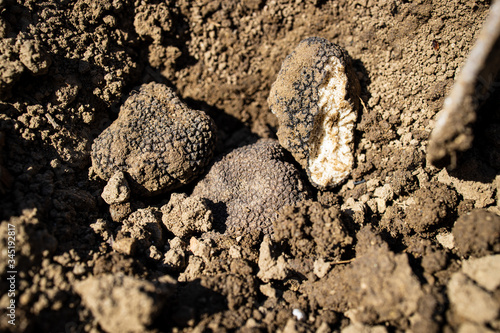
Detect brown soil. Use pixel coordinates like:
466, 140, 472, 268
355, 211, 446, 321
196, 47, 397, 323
0, 1, 499, 332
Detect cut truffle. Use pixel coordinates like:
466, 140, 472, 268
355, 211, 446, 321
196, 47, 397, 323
268, 37, 360, 189
91, 82, 217, 196
192, 139, 310, 236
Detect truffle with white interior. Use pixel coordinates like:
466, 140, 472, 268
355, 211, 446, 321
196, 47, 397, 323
268, 37, 360, 189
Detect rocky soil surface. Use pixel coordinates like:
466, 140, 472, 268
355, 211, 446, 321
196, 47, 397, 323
0, 1, 499, 332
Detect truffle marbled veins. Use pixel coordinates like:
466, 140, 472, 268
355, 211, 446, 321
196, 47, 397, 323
268, 37, 360, 189
192, 139, 310, 236
91, 82, 217, 196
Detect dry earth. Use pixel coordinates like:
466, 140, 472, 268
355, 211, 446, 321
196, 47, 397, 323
0, 0, 499, 332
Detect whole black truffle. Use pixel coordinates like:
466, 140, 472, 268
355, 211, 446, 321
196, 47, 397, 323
92, 82, 217, 196
268, 37, 360, 189
192, 139, 310, 236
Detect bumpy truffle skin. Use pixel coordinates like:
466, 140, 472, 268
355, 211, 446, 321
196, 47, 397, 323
192, 139, 310, 236
268, 37, 360, 189
91, 82, 217, 196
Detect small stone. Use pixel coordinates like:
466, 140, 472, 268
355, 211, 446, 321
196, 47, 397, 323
314, 258, 332, 279
163, 237, 186, 271
189, 237, 212, 262
72, 263, 86, 276
436, 231, 455, 249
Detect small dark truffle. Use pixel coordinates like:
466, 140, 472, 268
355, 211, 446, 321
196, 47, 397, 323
192, 139, 310, 236
91, 82, 217, 196
268, 37, 360, 189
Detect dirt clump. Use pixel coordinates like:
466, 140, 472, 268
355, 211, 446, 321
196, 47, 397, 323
452, 209, 500, 258
304, 227, 430, 331
161, 192, 213, 238
380, 181, 459, 237
0, 208, 56, 276
273, 200, 353, 262
100, 171, 131, 205
447, 256, 500, 330
74, 273, 175, 333
114, 207, 163, 256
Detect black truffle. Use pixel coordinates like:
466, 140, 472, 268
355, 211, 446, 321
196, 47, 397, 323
192, 139, 310, 236
91, 82, 217, 196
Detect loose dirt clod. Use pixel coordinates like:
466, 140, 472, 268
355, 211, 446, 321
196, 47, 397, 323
101, 171, 131, 205
116, 208, 163, 254
91, 82, 217, 196
161, 193, 213, 238
447, 272, 499, 325
257, 235, 289, 283
452, 209, 500, 258
273, 200, 353, 261
192, 139, 310, 236
268, 37, 360, 189
74, 274, 175, 333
